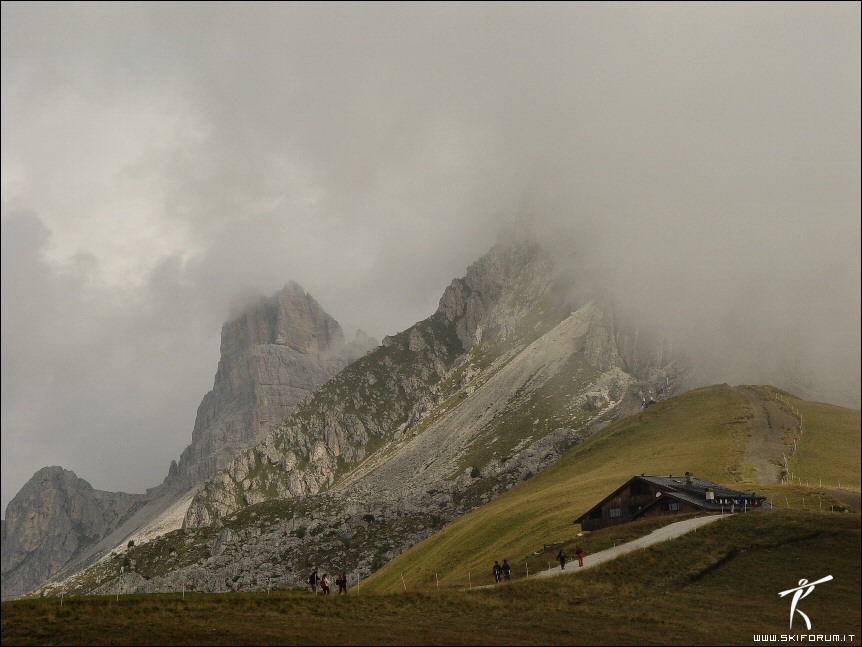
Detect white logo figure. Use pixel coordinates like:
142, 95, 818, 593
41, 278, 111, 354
778, 575, 833, 630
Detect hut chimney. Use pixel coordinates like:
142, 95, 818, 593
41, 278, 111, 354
705, 488, 715, 501
685, 471, 693, 485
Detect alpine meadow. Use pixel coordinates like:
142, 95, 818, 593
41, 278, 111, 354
3, 385, 860, 645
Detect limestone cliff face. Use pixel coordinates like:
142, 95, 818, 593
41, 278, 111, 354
15, 240, 684, 599
437, 241, 561, 348
167, 282, 377, 490
183, 240, 673, 529
2, 283, 375, 599
184, 242, 558, 526
0, 467, 144, 599
184, 307, 465, 527
46, 241, 681, 597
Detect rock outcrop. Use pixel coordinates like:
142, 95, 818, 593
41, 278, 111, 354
183, 241, 568, 526
166, 281, 377, 490
1, 467, 144, 600
184, 241, 675, 533
2, 283, 376, 599
17, 239, 681, 600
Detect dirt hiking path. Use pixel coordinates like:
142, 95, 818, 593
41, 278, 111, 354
738, 386, 800, 484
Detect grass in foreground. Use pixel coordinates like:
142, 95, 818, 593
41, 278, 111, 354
3, 511, 859, 646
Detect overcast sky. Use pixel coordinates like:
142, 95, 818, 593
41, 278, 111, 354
2, 2, 859, 514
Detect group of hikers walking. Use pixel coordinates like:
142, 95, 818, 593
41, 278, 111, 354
308, 546, 585, 594
492, 559, 512, 583
308, 569, 348, 595
492, 545, 585, 584
557, 545, 585, 570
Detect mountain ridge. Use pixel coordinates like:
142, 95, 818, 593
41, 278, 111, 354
182, 240, 672, 529
4, 238, 687, 599
1, 282, 375, 600
14, 239, 686, 598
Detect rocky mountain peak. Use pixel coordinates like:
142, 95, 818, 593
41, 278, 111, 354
437, 241, 560, 349
5, 240, 681, 601
1, 467, 143, 600
2, 284, 376, 599
182, 240, 674, 530
224, 282, 344, 357
166, 282, 376, 491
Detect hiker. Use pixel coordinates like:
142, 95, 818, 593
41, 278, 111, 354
575, 545, 584, 567
336, 570, 348, 594
502, 559, 511, 581
493, 560, 503, 583
321, 573, 330, 595
308, 569, 320, 594
557, 549, 567, 570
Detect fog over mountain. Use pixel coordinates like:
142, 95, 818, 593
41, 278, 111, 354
2, 3, 859, 513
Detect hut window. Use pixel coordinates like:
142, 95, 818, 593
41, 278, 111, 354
609, 507, 622, 518
667, 502, 680, 512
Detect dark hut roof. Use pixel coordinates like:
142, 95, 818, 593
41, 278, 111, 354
575, 473, 769, 524
639, 474, 764, 507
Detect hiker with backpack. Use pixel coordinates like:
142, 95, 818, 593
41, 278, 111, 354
336, 570, 348, 594
320, 573, 331, 595
502, 559, 511, 581
575, 545, 585, 567
557, 548, 567, 570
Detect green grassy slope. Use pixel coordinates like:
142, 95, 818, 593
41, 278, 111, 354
360, 384, 860, 593
5, 384, 858, 645
790, 394, 861, 488
3, 512, 858, 646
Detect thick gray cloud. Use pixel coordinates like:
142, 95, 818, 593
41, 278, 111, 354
2, 3, 859, 512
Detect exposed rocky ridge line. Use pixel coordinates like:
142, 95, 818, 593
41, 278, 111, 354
182, 310, 461, 528
166, 281, 378, 491
0, 467, 145, 600
184, 241, 571, 527
338, 305, 601, 501
437, 242, 559, 348
24, 239, 680, 599
182, 242, 676, 539
2, 283, 375, 599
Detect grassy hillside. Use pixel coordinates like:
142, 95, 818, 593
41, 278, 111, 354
788, 393, 861, 489
2, 511, 859, 646
360, 384, 860, 593
4, 384, 858, 645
